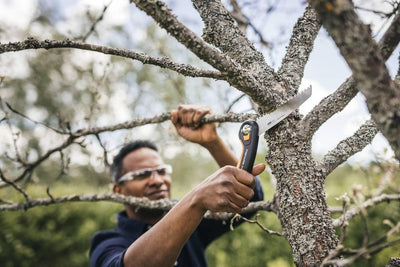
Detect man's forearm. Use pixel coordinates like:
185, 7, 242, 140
123, 192, 206, 267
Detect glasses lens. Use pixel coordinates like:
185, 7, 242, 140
156, 167, 167, 175
133, 170, 153, 180
157, 165, 172, 176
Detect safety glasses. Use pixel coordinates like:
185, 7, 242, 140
118, 164, 172, 183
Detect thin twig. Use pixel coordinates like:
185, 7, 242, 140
0, 193, 275, 220
5, 101, 66, 134
230, 213, 283, 236
0, 169, 31, 204
80, 1, 113, 42
332, 194, 400, 227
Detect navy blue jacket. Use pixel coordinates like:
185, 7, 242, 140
90, 178, 263, 267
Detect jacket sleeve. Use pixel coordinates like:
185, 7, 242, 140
89, 231, 128, 267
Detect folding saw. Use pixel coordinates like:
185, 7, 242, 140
237, 86, 312, 172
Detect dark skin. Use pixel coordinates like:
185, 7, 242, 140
113, 104, 265, 267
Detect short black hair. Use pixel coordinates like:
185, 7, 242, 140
111, 140, 158, 184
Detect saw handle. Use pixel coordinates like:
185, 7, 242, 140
237, 121, 259, 173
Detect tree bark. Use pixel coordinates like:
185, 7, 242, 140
267, 116, 338, 266
387, 257, 400, 267
309, 0, 400, 160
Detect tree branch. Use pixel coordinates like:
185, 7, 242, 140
227, 0, 272, 48
0, 110, 257, 187
309, 0, 400, 160
301, 77, 359, 139
130, 0, 279, 109
323, 237, 400, 266
320, 119, 379, 177
0, 169, 31, 204
193, 0, 273, 75
230, 213, 283, 236
0, 38, 224, 79
378, 10, 400, 61
278, 5, 321, 91
324, 193, 400, 265
332, 193, 400, 227
79, 3, 111, 42
0, 193, 275, 220
387, 257, 400, 267
301, 9, 400, 138
74, 112, 257, 136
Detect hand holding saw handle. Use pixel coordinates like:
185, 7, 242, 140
236, 86, 312, 173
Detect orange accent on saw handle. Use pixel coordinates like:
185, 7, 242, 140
237, 121, 259, 173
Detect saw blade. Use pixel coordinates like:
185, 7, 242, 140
256, 85, 312, 135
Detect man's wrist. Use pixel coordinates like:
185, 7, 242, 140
202, 137, 238, 167
201, 136, 223, 152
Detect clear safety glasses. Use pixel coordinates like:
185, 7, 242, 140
118, 164, 172, 183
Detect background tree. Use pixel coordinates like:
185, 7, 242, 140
0, 0, 399, 266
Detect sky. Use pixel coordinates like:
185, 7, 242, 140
0, 0, 398, 167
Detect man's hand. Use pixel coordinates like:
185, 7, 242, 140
171, 104, 238, 167
190, 164, 266, 213
171, 104, 218, 146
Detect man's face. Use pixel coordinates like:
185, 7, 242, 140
114, 147, 172, 200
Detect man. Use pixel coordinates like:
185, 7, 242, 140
90, 105, 265, 267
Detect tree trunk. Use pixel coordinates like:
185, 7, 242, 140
267, 115, 338, 266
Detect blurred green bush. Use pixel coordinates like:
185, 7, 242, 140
0, 157, 399, 266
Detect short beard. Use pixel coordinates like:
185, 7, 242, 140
128, 205, 167, 224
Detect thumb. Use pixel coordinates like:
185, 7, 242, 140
252, 163, 266, 176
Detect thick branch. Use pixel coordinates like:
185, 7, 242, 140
0, 38, 223, 79
320, 119, 379, 176
379, 11, 400, 62
302, 77, 358, 140
302, 10, 400, 138
130, 0, 278, 109
278, 5, 321, 91
193, 0, 274, 77
227, 0, 248, 34
309, 0, 400, 160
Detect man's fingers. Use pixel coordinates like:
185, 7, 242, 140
170, 110, 178, 125
234, 182, 255, 200
219, 193, 249, 213
252, 164, 266, 176
192, 108, 211, 128
233, 167, 256, 188
232, 164, 264, 189
174, 105, 211, 128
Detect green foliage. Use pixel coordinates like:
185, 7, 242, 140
1, 160, 398, 266
0, 201, 120, 267
340, 202, 400, 267
206, 212, 294, 267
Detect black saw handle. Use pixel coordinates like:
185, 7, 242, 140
237, 121, 259, 173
